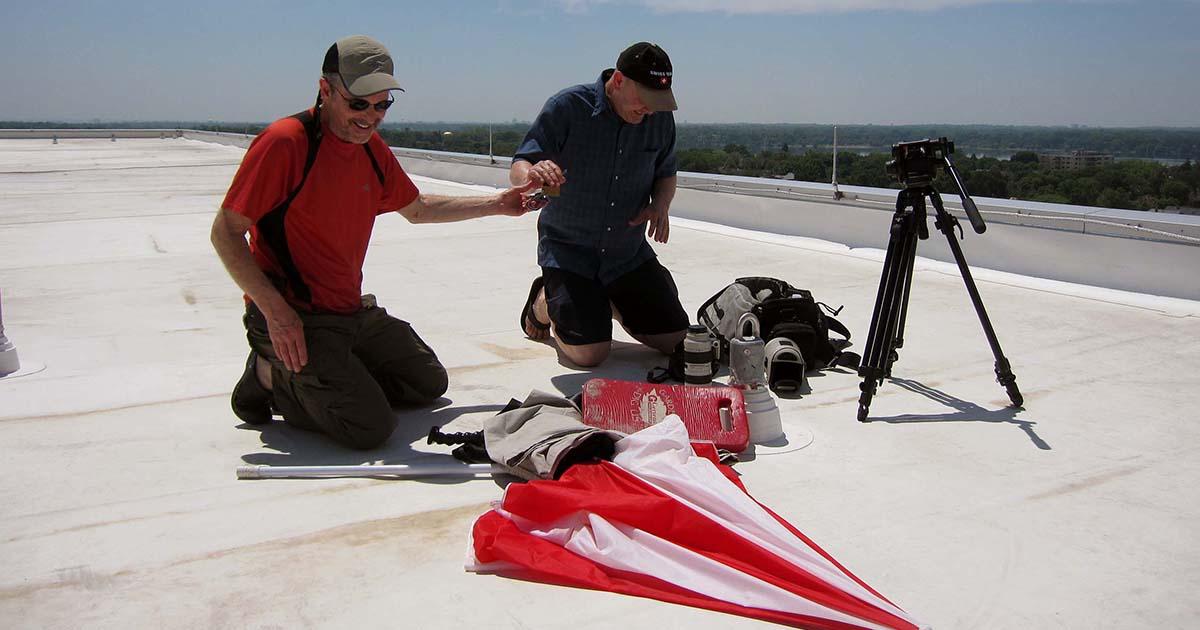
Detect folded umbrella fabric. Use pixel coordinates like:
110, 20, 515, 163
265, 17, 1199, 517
468, 417, 926, 629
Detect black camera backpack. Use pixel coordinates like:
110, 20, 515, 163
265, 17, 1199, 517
697, 277, 859, 371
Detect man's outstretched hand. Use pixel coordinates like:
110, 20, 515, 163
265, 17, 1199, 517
496, 180, 540, 216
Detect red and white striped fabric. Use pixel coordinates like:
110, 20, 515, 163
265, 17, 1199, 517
468, 417, 926, 630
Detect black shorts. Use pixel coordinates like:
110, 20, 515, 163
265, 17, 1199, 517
542, 258, 690, 346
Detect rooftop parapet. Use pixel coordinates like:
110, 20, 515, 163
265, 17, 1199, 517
384, 145, 1200, 301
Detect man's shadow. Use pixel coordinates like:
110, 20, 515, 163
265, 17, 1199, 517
239, 399, 510, 474
867, 377, 1049, 450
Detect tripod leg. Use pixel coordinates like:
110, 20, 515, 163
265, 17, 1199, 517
858, 190, 922, 421
928, 193, 1024, 407
891, 194, 925, 364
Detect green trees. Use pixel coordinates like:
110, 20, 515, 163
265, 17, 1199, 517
672, 124, 1200, 161
27, 117, 1180, 212
670, 148, 1198, 211
1162, 181, 1190, 206
362, 124, 1200, 212
963, 169, 1008, 199
248, 122, 1200, 212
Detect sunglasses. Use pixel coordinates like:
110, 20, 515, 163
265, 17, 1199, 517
331, 86, 395, 112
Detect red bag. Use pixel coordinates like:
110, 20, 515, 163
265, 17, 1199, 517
579, 378, 749, 452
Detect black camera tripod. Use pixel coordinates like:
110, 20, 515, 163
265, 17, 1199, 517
856, 139, 1023, 422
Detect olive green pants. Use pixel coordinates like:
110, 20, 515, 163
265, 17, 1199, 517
244, 299, 448, 449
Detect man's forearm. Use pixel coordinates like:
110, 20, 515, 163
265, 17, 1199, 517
400, 193, 504, 224
652, 175, 678, 209
210, 215, 288, 317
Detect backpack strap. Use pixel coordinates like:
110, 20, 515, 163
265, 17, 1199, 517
295, 109, 323, 185
830, 350, 861, 369
363, 142, 386, 187
696, 279, 735, 332
254, 109, 387, 309
821, 305, 858, 369
826, 315, 851, 340
255, 109, 323, 307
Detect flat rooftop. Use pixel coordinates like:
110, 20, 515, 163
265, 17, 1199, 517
2, 137, 1199, 628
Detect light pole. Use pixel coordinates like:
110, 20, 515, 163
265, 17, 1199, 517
832, 125, 844, 200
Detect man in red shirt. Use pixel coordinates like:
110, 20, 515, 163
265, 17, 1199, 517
212, 35, 536, 449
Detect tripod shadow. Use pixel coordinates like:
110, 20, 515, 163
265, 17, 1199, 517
238, 398, 513, 485
871, 378, 1049, 450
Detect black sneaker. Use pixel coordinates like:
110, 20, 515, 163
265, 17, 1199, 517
231, 351, 273, 425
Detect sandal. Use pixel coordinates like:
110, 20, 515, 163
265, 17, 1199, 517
520, 276, 551, 336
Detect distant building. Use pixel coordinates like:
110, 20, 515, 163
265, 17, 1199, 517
1038, 150, 1114, 170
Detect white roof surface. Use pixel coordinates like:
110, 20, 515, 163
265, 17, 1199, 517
2, 137, 1199, 628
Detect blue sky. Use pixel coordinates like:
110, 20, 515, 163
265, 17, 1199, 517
1, 0, 1196, 126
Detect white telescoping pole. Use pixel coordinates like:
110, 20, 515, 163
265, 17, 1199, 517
237, 462, 504, 480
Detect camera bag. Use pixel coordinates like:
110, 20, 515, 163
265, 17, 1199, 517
697, 277, 859, 371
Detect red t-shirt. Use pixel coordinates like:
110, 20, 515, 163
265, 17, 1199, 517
222, 111, 419, 314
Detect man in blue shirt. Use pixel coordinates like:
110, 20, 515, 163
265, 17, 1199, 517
512, 42, 690, 367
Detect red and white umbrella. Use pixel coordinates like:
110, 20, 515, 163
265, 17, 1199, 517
468, 417, 926, 629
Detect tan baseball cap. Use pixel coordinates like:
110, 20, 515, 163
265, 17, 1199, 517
322, 35, 404, 96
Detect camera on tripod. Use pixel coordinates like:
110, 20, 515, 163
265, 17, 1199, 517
886, 138, 954, 187
854, 136, 1023, 422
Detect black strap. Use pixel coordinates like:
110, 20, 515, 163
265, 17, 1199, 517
826, 315, 851, 341
255, 109, 386, 308
647, 366, 674, 384
255, 110, 322, 306
831, 350, 862, 369
296, 110, 323, 184
363, 142, 385, 186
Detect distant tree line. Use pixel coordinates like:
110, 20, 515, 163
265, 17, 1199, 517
371, 123, 1200, 210
6, 120, 1197, 210
674, 123, 1200, 161
678, 146, 1199, 211
376, 126, 526, 157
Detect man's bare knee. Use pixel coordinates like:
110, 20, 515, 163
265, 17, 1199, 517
633, 330, 687, 355
559, 342, 610, 367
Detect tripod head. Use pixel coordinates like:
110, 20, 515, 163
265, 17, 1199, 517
886, 137, 987, 234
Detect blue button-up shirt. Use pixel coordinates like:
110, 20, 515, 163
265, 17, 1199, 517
513, 69, 677, 285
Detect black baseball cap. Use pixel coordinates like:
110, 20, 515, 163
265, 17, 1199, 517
616, 42, 677, 112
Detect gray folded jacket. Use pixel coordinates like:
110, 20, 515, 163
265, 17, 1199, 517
483, 390, 625, 481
